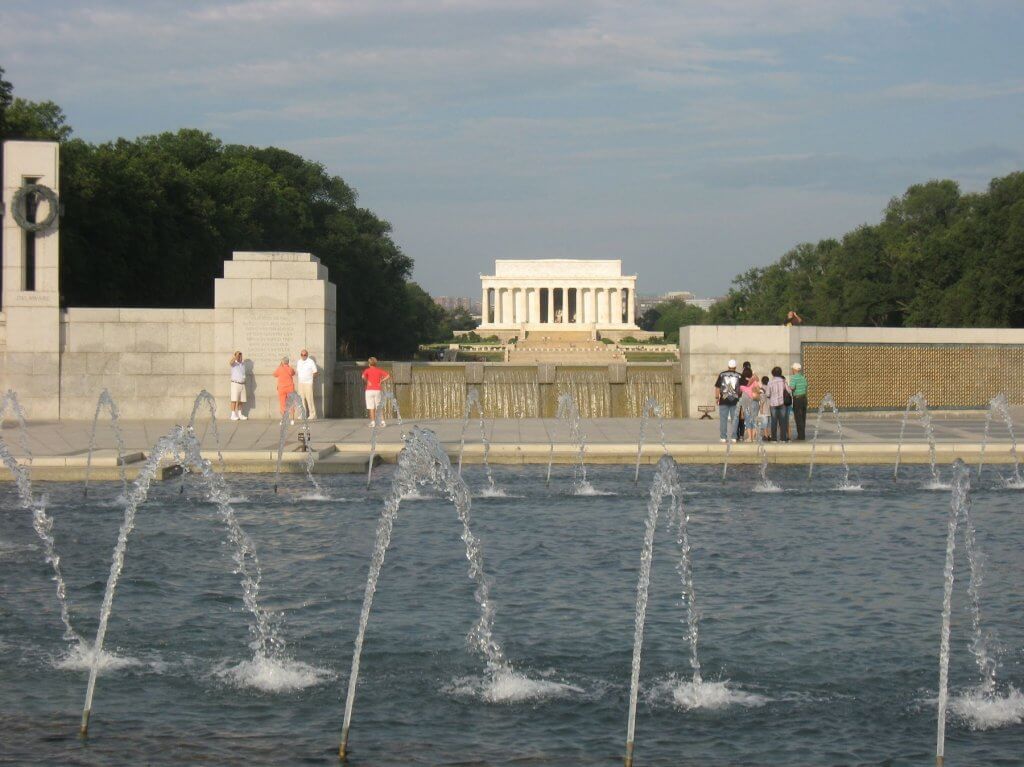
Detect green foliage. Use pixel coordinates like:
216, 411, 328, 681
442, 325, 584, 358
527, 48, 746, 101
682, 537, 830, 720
709, 175, 1024, 328
4, 98, 72, 141
639, 298, 708, 341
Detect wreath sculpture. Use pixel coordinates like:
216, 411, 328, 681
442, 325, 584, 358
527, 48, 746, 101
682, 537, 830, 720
11, 183, 60, 232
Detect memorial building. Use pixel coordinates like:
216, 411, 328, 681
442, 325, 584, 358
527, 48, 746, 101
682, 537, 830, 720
476, 259, 654, 341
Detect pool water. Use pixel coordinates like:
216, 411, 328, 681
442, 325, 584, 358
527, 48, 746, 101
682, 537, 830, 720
2, 462, 1023, 765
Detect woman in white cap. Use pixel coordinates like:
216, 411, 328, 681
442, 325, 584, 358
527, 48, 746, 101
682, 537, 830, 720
789, 362, 808, 440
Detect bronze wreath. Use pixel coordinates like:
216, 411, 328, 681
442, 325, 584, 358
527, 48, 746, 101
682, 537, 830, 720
11, 183, 59, 232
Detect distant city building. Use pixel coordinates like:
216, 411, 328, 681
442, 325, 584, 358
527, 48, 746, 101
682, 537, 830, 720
637, 291, 719, 314
434, 296, 480, 313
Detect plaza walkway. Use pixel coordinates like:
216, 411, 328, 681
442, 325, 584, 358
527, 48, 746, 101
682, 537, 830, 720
1, 409, 1021, 480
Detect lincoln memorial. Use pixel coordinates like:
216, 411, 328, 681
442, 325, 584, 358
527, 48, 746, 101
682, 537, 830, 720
477, 259, 648, 340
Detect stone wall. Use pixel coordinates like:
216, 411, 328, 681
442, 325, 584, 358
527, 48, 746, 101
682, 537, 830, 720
680, 325, 1024, 416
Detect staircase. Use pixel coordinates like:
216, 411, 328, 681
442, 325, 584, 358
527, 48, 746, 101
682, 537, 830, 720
507, 331, 624, 363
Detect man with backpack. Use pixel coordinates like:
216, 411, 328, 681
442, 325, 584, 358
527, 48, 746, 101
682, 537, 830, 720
714, 359, 743, 443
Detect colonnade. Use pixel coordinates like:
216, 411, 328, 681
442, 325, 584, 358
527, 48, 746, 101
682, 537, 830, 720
480, 284, 635, 326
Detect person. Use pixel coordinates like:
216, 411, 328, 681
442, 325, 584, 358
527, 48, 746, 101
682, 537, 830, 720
784, 310, 803, 326
714, 359, 743, 443
362, 357, 391, 427
739, 375, 761, 443
736, 361, 753, 440
766, 366, 792, 442
295, 349, 318, 420
790, 362, 808, 440
758, 375, 772, 441
228, 351, 248, 421
273, 355, 296, 424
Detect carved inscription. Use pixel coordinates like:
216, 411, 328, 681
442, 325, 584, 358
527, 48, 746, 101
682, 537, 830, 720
243, 315, 297, 368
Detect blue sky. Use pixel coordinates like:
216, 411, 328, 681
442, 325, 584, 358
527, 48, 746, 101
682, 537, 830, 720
2, 0, 1022, 299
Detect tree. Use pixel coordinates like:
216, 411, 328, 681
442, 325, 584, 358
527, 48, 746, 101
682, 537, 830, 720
640, 298, 707, 342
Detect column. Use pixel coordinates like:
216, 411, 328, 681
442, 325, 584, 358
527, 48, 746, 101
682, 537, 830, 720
530, 288, 539, 324
547, 287, 554, 326
627, 286, 635, 326
481, 283, 489, 325
515, 288, 525, 325
610, 287, 620, 325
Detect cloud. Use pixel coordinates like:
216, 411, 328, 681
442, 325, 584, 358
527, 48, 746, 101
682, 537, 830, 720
880, 79, 1024, 102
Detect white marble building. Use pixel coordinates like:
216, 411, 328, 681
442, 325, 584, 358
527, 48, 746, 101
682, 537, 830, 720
477, 259, 647, 339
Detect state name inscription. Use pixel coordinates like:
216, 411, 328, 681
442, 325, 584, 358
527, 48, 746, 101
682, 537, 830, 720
243, 317, 298, 366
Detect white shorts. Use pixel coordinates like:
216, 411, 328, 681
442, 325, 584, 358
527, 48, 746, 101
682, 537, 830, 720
230, 381, 247, 403
365, 390, 382, 409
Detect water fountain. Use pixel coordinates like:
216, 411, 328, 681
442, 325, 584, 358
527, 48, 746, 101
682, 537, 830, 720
80, 424, 285, 736
83, 389, 128, 500
545, 392, 596, 493
895, 392, 942, 485
456, 388, 499, 495
340, 426, 526, 759
365, 391, 404, 488
1, 390, 80, 645
274, 391, 324, 496
625, 454, 702, 767
807, 393, 855, 488
634, 397, 668, 484
977, 393, 1023, 487
720, 407, 737, 482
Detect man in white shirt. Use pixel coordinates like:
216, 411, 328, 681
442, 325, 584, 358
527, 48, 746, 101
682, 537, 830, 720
229, 351, 248, 420
295, 349, 318, 420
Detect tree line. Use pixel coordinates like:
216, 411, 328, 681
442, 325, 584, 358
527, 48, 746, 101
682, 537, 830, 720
0, 66, 459, 359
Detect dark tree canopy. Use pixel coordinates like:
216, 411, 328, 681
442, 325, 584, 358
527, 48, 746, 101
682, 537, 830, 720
708, 175, 1024, 328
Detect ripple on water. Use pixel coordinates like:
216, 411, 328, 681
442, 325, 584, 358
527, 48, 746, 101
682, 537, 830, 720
214, 654, 333, 693
445, 670, 584, 703
649, 676, 769, 711
298, 493, 331, 501
950, 687, 1024, 730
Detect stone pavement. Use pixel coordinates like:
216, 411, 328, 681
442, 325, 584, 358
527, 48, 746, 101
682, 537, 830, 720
1, 409, 1021, 479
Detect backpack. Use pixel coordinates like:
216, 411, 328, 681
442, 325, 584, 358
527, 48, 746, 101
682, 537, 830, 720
783, 386, 793, 407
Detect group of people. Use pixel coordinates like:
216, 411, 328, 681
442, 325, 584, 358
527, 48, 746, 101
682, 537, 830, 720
228, 349, 320, 423
713, 359, 808, 443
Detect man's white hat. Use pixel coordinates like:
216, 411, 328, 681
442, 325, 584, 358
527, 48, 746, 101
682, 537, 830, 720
727, 359, 737, 369
792, 362, 802, 371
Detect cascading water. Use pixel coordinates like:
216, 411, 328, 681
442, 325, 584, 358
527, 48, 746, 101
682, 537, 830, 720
482, 366, 539, 418
977, 393, 1022, 488
274, 391, 325, 497
634, 397, 668, 484
895, 392, 941, 485
554, 368, 610, 419
411, 366, 466, 419
341, 426, 540, 759
0, 391, 81, 646
624, 368, 674, 418
807, 393, 855, 488
456, 388, 499, 495
366, 391, 405, 488
625, 455, 702, 767
80, 425, 287, 736
83, 389, 128, 500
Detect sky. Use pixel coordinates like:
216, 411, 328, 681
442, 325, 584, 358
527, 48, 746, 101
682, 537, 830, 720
2, 0, 1023, 299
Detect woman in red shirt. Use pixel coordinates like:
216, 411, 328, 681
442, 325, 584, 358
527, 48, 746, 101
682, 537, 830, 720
361, 357, 391, 427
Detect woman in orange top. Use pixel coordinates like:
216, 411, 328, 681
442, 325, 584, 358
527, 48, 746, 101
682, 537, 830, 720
273, 355, 297, 423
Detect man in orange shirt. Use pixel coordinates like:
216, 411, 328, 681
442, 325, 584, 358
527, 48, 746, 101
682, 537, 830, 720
361, 356, 391, 427
273, 355, 296, 424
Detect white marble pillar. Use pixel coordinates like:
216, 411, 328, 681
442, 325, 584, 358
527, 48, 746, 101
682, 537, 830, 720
627, 287, 635, 325
530, 288, 539, 324
611, 287, 620, 324
481, 284, 489, 324
515, 288, 525, 324
547, 287, 554, 326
